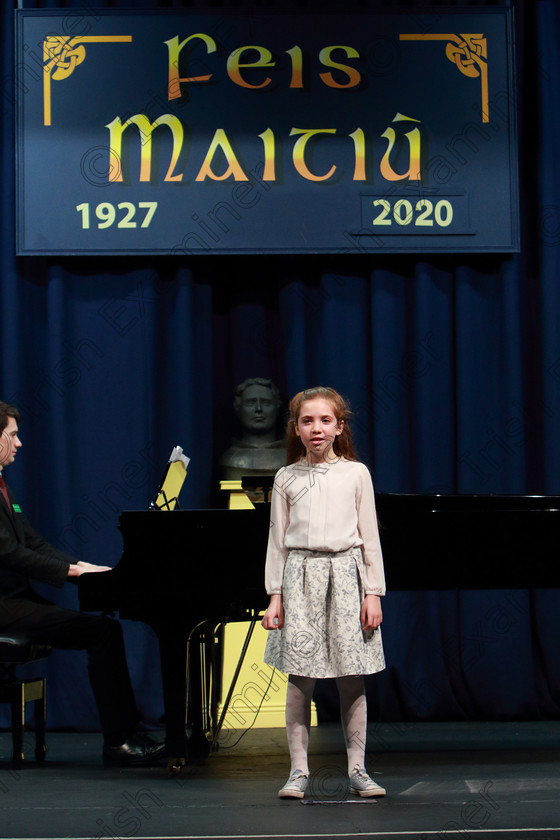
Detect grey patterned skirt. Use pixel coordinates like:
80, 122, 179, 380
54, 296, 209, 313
264, 548, 386, 679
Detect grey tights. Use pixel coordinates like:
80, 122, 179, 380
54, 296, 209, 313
285, 674, 367, 775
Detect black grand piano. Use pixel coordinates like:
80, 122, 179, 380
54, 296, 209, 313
78, 492, 560, 764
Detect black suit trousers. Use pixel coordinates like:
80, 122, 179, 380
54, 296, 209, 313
5, 602, 139, 742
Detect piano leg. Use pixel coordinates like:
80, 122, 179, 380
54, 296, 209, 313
186, 623, 214, 758
155, 629, 189, 763
155, 625, 213, 767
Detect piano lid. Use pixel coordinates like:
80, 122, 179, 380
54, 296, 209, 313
375, 493, 560, 590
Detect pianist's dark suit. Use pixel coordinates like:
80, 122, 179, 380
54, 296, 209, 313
0, 480, 139, 742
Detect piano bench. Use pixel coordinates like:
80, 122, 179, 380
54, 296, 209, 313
0, 633, 52, 767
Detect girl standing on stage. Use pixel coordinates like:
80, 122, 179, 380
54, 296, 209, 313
262, 386, 386, 799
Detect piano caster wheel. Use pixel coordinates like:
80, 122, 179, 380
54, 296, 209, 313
167, 757, 185, 776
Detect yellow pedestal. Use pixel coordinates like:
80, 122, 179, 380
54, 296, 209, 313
217, 479, 316, 734
219, 480, 255, 509
217, 621, 318, 732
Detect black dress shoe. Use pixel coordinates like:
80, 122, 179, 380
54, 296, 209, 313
103, 734, 166, 766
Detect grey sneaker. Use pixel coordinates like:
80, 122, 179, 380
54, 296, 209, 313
349, 766, 386, 797
278, 769, 309, 799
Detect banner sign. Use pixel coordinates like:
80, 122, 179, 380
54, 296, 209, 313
15, 9, 518, 255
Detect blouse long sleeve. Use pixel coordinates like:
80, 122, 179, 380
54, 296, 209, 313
355, 463, 386, 596
264, 467, 291, 594
263, 459, 386, 597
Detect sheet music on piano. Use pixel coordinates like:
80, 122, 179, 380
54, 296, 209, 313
150, 445, 190, 510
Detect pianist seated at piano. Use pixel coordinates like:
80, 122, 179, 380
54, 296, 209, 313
0, 401, 165, 766
219, 378, 286, 480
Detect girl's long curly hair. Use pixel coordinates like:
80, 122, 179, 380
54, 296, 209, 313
285, 386, 358, 465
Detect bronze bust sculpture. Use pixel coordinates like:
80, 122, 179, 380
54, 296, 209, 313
220, 378, 286, 480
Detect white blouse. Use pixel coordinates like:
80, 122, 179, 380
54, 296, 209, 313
264, 457, 386, 597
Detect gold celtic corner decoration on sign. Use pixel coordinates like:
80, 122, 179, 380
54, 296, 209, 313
400, 34, 488, 123
43, 35, 133, 126
17, 8, 516, 254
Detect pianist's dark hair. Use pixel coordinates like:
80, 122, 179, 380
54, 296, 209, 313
0, 401, 21, 434
285, 387, 357, 464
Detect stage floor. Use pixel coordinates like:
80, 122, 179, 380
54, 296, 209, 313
1, 721, 559, 840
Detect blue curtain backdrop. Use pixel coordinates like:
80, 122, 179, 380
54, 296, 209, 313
1, 0, 560, 733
